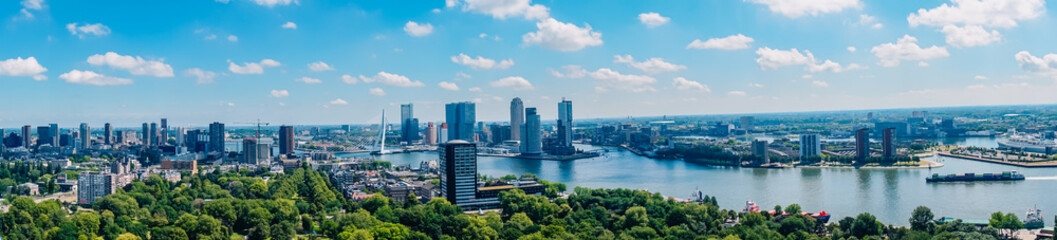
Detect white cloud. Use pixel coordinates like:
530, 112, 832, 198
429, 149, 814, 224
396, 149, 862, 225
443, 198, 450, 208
281, 21, 297, 29
438, 81, 460, 91
456, 72, 472, 80
330, 98, 348, 105
184, 68, 217, 84
59, 70, 132, 86
227, 35, 238, 42
252, 0, 298, 7
549, 65, 588, 78
974, 75, 988, 80
672, 77, 709, 92
22, 0, 44, 10
918, 61, 930, 67
589, 68, 656, 92
846, 46, 857, 52
870, 35, 950, 67
369, 88, 386, 96
941, 25, 1001, 48
452, 0, 550, 20
358, 72, 424, 87
613, 55, 686, 74
404, 21, 434, 37
341, 74, 358, 84
468, 87, 482, 92
1014, 51, 1057, 76
0, 57, 47, 79
812, 80, 829, 87
728, 91, 747, 96
228, 59, 280, 74
749, 83, 765, 88
270, 89, 289, 98
859, 14, 883, 29
227, 102, 235, 107
638, 12, 670, 27
66, 23, 111, 38
296, 76, 321, 84
745, 0, 861, 18
801, 74, 813, 79
86, 52, 174, 77
522, 18, 603, 52
755, 47, 865, 72
451, 53, 514, 70
490, 76, 534, 90
687, 34, 754, 50
308, 61, 334, 72
908, 0, 1044, 28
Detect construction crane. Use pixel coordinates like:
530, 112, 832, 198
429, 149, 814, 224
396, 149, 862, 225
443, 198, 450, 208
234, 119, 270, 140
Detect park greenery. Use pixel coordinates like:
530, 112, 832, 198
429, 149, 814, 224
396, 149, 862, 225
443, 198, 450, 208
0, 165, 1046, 240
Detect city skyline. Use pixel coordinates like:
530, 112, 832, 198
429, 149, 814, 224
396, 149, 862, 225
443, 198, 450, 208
4, 0, 1057, 126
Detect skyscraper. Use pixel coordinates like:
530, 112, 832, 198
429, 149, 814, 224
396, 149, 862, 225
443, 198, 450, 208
279, 125, 294, 155
855, 128, 870, 162
799, 134, 821, 158
882, 127, 896, 159
209, 122, 225, 153
438, 123, 448, 143
80, 123, 91, 149
242, 138, 258, 164
49, 123, 59, 147
37, 126, 52, 147
510, 97, 524, 142
142, 123, 150, 146
160, 118, 168, 146
557, 98, 573, 148
445, 102, 476, 141
173, 127, 185, 147
104, 123, 112, 145
78, 172, 115, 205
150, 123, 159, 146
21, 125, 31, 148
425, 122, 437, 145
752, 139, 768, 164
439, 140, 477, 206
401, 103, 419, 144
521, 107, 542, 155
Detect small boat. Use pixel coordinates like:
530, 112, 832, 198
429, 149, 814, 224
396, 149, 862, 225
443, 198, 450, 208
1025, 207, 1045, 229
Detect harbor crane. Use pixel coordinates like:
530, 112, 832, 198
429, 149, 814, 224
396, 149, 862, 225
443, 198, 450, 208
234, 119, 270, 140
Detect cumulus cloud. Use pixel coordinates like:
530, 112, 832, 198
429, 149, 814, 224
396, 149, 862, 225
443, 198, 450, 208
908, 0, 1044, 28
184, 68, 217, 84
812, 80, 829, 87
59, 70, 132, 86
358, 72, 424, 87
755, 47, 865, 72
228, 59, 281, 74
859, 14, 883, 29
638, 12, 670, 27
468, 87, 482, 92
369, 88, 386, 96
450, 0, 549, 20
522, 18, 603, 52
252, 0, 298, 7
847, 46, 857, 52
281, 21, 297, 29
66, 23, 111, 38
490, 76, 534, 90
941, 25, 1001, 48
296, 77, 321, 84
86, 52, 174, 77
0, 57, 47, 79
549, 65, 588, 78
672, 77, 709, 92
308, 61, 334, 72
438, 81, 460, 91
18, 0, 44, 19
270, 89, 289, 98
687, 34, 754, 50
870, 35, 949, 67
341, 74, 358, 84
404, 21, 434, 37
330, 98, 348, 105
589, 68, 656, 92
613, 55, 686, 74
745, 0, 861, 18
1014, 51, 1057, 76
451, 54, 514, 70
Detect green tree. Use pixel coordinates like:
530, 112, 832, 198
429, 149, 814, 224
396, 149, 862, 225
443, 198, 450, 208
850, 213, 882, 238
909, 206, 934, 232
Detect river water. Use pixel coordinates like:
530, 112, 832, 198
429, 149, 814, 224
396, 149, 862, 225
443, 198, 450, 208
342, 137, 1054, 227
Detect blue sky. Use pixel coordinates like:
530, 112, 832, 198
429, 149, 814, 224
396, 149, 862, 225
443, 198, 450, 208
2, 0, 1057, 128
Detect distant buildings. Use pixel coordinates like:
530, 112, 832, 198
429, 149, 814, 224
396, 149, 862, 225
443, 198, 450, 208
439, 140, 477, 206
49, 123, 58, 147
279, 125, 294, 156
751, 139, 768, 164
855, 128, 870, 162
37, 126, 52, 147
401, 103, 419, 144
78, 171, 115, 205
438, 123, 448, 143
104, 123, 112, 145
875, 122, 909, 137
799, 134, 821, 158
150, 123, 159, 146
161, 159, 198, 174
22, 125, 31, 148
882, 127, 895, 158
445, 102, 475, 142
209, 122, 225, 153
160, 118, 168, 145
142, 123, 151, 146
521, 107, 542, 156
80, 123, 91, 149
557, 99, 574, 147
241, 138, 270, 165
739, 116, 755, 131
510, 97, 524, 142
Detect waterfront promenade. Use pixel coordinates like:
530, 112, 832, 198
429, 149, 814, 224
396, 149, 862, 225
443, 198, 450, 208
938, 152, 1057, 168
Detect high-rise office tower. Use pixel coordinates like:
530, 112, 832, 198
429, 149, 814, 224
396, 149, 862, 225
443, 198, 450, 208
37, 126, 52, 147
557, 98, 573, 148
80, 123, 91, 149
739, 116, 755, 130
279, 125, 294, 155
400, 103, 419, 144
882, 127, 895, 158
521, 107, 542, 155
49, 123, 59, 147
0, 128, 4, 154
752, 139, 768, 164
438, 123, 448, 143
104, 123, 112, 145
242, 138, 258, 164
77, 172, 115, 205
799, 134, 821, 157
173, 127, 185, 147
439, 140, 477, 206
855, 128, 870, 162
142, 123, 150, 146
510, 97, 524, 143
160, 118, 168, 146
445, 102, 476, 141
149, 123, 159, 146
209, 122, 225, 153
425, 122, 437, 145
21, 125, 31, 148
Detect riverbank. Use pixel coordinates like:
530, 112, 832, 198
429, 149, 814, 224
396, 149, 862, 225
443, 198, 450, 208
514, 152, 601, 161
937, 152, 1057, 168
797, 159, 943, 169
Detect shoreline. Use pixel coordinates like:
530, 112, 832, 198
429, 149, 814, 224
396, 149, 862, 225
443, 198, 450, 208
937, 152, 1057, 168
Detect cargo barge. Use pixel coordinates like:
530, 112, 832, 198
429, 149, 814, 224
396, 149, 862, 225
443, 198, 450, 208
926, 171, 1025, 183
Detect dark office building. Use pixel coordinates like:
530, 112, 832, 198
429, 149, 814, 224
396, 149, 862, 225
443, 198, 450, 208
37, 126, 53, 147
855, 128, 870, 162
882, 127, 896, 159
21, 125, 31, 149
160, 118, 168, 146
209, 122, 225, 153
279, 125, 294, 155
439, 140, 477, 206
103, 123, 112, 145
445, 102, 476, 142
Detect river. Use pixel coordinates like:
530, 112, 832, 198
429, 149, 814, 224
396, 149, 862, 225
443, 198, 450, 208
340, 137, 1053, 227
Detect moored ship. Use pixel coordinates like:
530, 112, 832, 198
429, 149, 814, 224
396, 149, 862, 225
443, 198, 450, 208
997, 132, 1057, 153
1025, 207, 1044, 229
926, 171, 1025, 183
